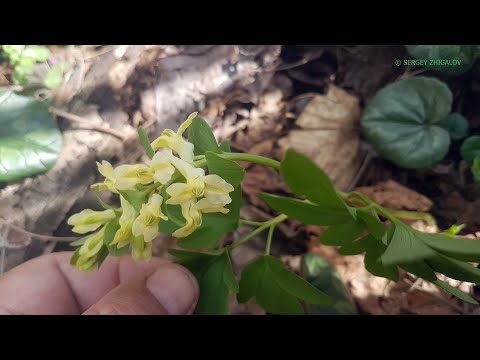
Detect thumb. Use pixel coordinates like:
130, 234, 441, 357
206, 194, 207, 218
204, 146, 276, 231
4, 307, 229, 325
83, 263, 199, 315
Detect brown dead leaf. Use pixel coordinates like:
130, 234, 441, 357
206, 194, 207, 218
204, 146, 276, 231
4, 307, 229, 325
356, 179, 433, 212
241, 165, 287, 211
278, 84, 362, 190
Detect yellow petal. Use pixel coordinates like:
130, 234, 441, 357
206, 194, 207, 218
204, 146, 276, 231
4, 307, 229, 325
114, 164, 154, 190
203, 175, 234, 205
67, 208, 116, 234
97, 160, 114, 179
172, 201, 202, 238
143, 222, 159, 243
151, 149, 175, 184
147, 193, 165, 219
111, 196, 137, 246
177, 112, 198, 136
166, 183, 194, 205
150, 133, 173, 151
79, 228, 105, 257
170, 155, 204, 179
132, 237, 152, 261
194, 198, 229, 214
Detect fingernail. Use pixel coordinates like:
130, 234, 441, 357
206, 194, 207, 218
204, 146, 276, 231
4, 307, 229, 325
146, 263, 199, 315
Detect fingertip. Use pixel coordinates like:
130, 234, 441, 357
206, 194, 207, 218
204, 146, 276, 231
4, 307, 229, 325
146, 263, 199, 315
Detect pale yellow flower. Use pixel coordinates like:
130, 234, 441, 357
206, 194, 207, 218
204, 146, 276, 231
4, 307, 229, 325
150, 112, 197, 163
75, 227, 106, 271
172, 200, 203, 238
111, 196, 137, 248
194, 198, 229, 214
166, 156, 234, 208
67, 208, 116, 234
114, 164, 154, 190
90, 160, 118, 193
150, 148, 176, 184
131, 235, 153, 261
132, 193, 168, 243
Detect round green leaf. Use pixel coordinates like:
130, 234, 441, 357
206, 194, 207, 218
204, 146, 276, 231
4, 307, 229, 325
0, 90, 62, 182
460, 135, 480, 164
437, 113, 469, 140
406, 45, 480, 75
362, 77, 452, 169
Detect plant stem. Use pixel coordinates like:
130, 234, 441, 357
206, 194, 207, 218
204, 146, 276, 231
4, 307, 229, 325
193, 153, 281, 171
265, 225, 275, 255
229, 214, 288, 251
239, 219, 265, 227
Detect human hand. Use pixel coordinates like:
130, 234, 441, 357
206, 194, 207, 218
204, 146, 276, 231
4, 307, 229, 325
0, 252, 199, 315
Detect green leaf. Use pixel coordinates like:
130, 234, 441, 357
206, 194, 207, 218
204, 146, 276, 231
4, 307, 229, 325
300, 253, 357, 315
137, 127, 155, 159
219, 141, 231, 152
103, 220, 129, 256
461, 136, 480, 164
434, 279, 478, 304
169, 249, 237, 315
338, 234, 371, 255
400, 261, 437, 282
118, 189, 147, 212
356, 209, 385, 239
427, 254, 480, 283
205, 151, 244, 186
0, 90, 62, 182
362, 234, 400, 281
420, 232, 480, 262
281, 150, 348, 210
437, 113, 469, 140
320, 219, 365, 246
362, 77, 452, 169
176, 186, 241, 249
381, 224, 437, 266
237, 256, 304, 315
472, 157, 480, 183
443, 224, 465, 237
406, 45, 480, 75
273, 260, 332, 306
260, 193, 353, 226
187, 115, 221, 156
44, 62, 69, 89
159, 203, 184, 234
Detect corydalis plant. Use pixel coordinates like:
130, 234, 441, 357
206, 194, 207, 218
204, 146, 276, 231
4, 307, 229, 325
68, 112, 480, 314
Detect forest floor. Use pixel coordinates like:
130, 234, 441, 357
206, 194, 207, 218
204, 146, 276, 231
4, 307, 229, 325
2, 45, 480, 315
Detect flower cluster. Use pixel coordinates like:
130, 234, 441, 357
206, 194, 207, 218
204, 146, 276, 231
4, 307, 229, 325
68, 113, 234, 271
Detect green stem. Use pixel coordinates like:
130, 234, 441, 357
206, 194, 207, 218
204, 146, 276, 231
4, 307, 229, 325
229, 214, 288, 251
239, 219, 265, 227
193, 153, 281, 171
265, 225, 275, 255
137, 127, 155, 159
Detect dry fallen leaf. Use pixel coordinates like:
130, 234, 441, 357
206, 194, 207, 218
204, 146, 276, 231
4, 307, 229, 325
278, 84, 362, 190
355, 179, 433, 212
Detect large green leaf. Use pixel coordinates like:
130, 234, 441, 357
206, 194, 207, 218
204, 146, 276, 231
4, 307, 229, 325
0, 90, 62, 182
361, 77, 452, 169
176, 186, 241, 249
420, 232, 480, 262
187, 115, 221, 156
406, 45, 480, 75
319, 219, 365, 246
205, 151, 244, 186
281, 150, 347, 210
437, 113, 469, 140
460, 136, 480, 164
356, 209, 385, 239
300, 253, 357, 315
260, 193, 353, 226
381, 224, 437, 266
169, 249, 237, 314
426, 254, 480, 283
472, 157, 480, 183
237, 256, 331, 315
434, 279, 478, 304
400, 261, 437, 282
